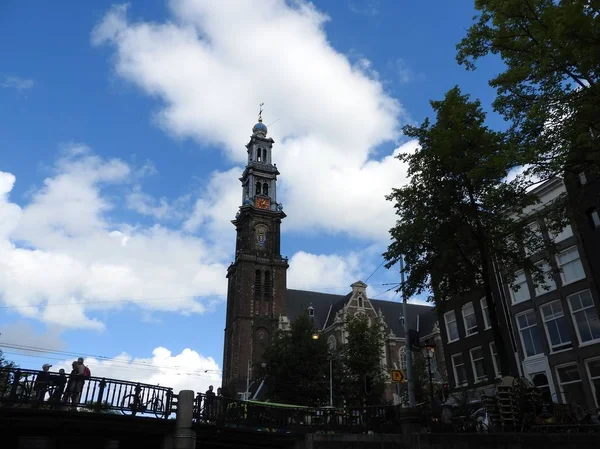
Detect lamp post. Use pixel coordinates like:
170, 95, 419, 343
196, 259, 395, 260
423, 344, 436, 407
400, 256, 416, 407
312, 332, 334, 408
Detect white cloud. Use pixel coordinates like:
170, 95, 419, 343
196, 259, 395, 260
1, 75, 35, 91
287, 251, 362, 291
92, 0, 410, 241
0, 150, 229, 330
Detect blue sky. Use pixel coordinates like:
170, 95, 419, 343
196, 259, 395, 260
0, 0, 504, 392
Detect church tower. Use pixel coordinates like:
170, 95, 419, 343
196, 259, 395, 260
222, 113, 288, 398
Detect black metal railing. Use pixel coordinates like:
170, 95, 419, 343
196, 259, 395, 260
0, 367, 173, 418
192, 393, 403, 434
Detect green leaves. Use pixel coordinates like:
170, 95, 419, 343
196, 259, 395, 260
457, 0, 600, 178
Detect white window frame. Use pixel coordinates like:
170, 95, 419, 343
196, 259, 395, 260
548, 223, 574, 243
509, 270, 531, 304
584, 357, 600, 408
556, 246, 585, 286
540, 300, 572, 352
489, 342, 500, 378
567, 290, 600, 345
470, 346, 486, 383
534, 261, 556, 296
480, 297, 491, 330
516, 310, 544, 359
555, 363, 582, 404
444, 310, 459, 343
451, 353, 467, 387
462, 302, 478, 336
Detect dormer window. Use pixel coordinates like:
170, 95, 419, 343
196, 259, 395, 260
308, 306, 314, 317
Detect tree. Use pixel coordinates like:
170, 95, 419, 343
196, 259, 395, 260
457, 0, 600, 179
383, 87, 555, 376
261, 313, 330, 406
0, 349, 18, 396
339, 313, 387, 406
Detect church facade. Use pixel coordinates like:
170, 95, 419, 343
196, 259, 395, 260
221, 117, 446, 401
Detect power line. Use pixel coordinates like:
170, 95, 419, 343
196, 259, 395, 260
364, 259, 386, 283
0, 343, 221, 375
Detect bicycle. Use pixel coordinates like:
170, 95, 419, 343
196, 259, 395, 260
120, 388, 165, 418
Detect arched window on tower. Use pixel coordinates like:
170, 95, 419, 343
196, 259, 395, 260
263, 148, 267, 163
399, 346, 407, 370
264, 271, 271, 300
263, 183, 269, 196
257, 149, 262, 162
256, 182, 261, 195
254, 270, 262, 299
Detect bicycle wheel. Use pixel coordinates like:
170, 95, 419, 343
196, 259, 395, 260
121, 394, 138, 415
151, 398, 165, 418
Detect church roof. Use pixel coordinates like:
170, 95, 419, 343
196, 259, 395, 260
285, 288, 437, 338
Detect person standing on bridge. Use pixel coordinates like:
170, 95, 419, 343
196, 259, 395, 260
205, 385, 215, 420
34, 363, 52, 403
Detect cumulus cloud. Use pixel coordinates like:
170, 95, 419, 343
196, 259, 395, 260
0, 150, 229, 330
92, 0, 411, 241
287, 251, 363, 292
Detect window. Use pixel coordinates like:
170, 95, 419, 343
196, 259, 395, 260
517, 310, 544, 358
579, 172, 588, 186
255, 181, 262, 195
534, 261, 556, 296
257, 149, 262, 162
399, 346, 407, 370
327, 335, 337, 350
568, 290, 600, 344
263, 182, 269, 196
263, 148, 267, 162
548, 224, 574, 243
556, 247, 585, 285
524, 221, 543, 256
470, 347, 486, 382
462, 302, 478, 336
489, 342, 500, 378
556, 364, 585, 405
540, 301, 572, 351
263, 271, 271, 299
451, 353, 467, 387
307, 305, 314, 317
481, 298, 491, 330
585, 358, 600, 407
510, 270, 531, 304
588, 208, 600, 229
444, 311, 459, 342
254, 270, 262, 298
531, 372, 553, 404
357, 295, 364, 308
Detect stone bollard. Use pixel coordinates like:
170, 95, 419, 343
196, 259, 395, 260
173, 390, 196, 449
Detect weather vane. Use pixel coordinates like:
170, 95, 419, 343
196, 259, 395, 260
258, 102, 264, 121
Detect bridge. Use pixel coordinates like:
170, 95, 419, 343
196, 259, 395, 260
0, 367, 408, 449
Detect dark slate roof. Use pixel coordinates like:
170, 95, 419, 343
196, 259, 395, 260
285, 289, 437, 337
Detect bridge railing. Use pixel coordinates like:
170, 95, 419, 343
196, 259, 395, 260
0, 367, 173, 418
192, 394, 403, 434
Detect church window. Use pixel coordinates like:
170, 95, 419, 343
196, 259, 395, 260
263, 183, 269, 196
358, 295, 364, 308
254, 270, 261, 298
263, 148, 267, 162
264, 271, 271, 300
256, 182, 262, 195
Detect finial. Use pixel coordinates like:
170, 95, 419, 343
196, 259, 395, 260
258, 103, 264, 122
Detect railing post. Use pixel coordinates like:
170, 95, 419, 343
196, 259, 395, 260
95, 378, 107, 412
173, 390, 196, 449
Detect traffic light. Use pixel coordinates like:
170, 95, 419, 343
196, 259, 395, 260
442, 383, 449, 401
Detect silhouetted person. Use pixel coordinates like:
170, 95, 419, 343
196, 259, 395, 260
205, 385, 215, 420
34, 364, 52, 402
64, 361, 78, 405
50, 368, 67, 404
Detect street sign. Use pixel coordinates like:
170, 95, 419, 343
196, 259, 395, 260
391, 369, 405, 383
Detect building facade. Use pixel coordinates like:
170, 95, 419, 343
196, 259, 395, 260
438, 177, 600, 410
222, 118, 447, 401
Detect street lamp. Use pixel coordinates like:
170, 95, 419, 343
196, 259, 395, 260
312, 332, 320, 340
422, 344, 436, 407
310, 331, 334, 408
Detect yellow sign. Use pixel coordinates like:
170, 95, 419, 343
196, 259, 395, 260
391, 369, 405, 383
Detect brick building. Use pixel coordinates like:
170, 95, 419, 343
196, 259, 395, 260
221, 118, 446, 401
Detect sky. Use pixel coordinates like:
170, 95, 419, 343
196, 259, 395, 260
0, 0, 506, 394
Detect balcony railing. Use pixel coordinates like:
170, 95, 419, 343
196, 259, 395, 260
0, 367, 173, 418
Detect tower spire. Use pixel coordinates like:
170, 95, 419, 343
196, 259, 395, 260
258, 102, 264, 122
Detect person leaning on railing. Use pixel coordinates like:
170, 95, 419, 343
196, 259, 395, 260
34, 364, 52, 402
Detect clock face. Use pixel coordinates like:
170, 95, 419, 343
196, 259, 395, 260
255, 197, 270, 210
